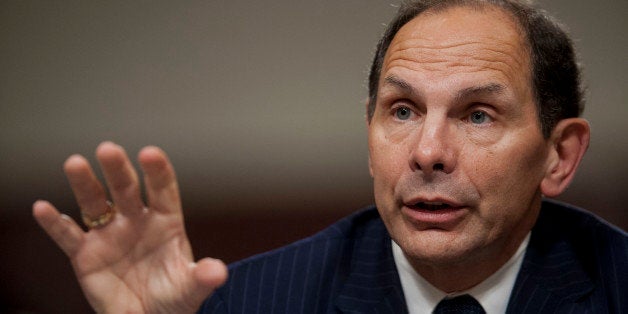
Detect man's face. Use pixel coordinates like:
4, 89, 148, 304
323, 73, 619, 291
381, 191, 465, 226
368, 6, 553, 268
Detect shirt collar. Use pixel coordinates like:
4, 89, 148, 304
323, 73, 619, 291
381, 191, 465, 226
392, 233, 530, 314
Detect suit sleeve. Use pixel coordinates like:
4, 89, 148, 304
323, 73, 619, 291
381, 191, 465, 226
197, 290, 228, 314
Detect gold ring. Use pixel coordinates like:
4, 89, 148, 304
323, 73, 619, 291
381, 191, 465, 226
82, 201, 116, 229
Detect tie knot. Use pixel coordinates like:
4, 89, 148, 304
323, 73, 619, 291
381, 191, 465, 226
433, 294, 486, 314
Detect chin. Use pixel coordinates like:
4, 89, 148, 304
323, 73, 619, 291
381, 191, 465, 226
395, 228, 482, 266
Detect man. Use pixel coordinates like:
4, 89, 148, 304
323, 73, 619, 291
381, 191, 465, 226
33, 0, 626, 313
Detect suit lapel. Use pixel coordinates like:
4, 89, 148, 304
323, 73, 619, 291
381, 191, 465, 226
332, 201, 597, 313
334, 222, 408, 314
506, 205, 594, 313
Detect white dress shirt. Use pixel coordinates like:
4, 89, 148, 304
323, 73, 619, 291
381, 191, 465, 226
392, 233, 530, 314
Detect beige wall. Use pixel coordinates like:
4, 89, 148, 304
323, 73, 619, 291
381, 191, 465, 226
1, 0, 626, 229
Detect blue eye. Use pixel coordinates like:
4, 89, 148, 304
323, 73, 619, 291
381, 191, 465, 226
470, 111, 489, 124
395, 107, 412, 120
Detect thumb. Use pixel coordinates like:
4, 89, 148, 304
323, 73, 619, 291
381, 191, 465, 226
187, 258, 228, 305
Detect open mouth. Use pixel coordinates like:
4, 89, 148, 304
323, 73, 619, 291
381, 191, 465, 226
403, 200, 467, 224
411, 202, 454, 211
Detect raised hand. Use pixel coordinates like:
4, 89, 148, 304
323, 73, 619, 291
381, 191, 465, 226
33, 141, 227, 313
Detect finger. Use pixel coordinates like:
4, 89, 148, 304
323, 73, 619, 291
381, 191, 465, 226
194, 258, 228, 287
188, 258, 228, 306
138, 146, 181, 213
95, 141, 144, 215
64, 154, 110, 221
33, 200, 84, 257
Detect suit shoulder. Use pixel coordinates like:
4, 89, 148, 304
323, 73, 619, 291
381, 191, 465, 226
226, 205, 383, 269
539, 199, 627, 241
199, 206, 390, 313
506, 200, 627, 313
534, 200, 628, 305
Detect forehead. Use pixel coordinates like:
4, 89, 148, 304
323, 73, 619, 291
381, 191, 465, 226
382, 5, 531, 90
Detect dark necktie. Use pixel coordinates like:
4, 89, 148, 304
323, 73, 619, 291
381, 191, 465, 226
433, 294, 486, 314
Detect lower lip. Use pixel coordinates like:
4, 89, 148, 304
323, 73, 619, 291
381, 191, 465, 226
402, 205, 468, 227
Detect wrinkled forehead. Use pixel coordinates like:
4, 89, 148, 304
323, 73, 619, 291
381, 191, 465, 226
382, 5, 532, 89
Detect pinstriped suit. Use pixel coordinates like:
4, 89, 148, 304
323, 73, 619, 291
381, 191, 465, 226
198, 199, 627, 313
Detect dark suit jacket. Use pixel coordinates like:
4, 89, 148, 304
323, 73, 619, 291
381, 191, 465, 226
198, 199, 627, 313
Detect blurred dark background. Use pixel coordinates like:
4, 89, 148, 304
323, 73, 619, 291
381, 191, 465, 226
1, 0, 626, 312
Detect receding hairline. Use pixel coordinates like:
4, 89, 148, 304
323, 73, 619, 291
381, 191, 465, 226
424, 1, 529, 37
370, 0, 533, 116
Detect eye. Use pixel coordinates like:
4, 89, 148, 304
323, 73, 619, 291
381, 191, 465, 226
469, 111, 490, 124
395, 106, 412, 120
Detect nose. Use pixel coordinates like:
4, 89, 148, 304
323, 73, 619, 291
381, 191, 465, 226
408, 116, 455, 175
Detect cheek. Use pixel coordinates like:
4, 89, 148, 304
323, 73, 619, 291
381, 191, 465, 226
370, 146, 401, 197
467, 137, 548, 208
369, 131, 409, 208
369, 129, 406, 177
473, 148, 510, 188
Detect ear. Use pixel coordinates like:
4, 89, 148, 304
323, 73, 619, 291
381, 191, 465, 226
540, 118, 590, 197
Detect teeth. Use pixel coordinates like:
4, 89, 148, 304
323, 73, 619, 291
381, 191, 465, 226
423, 202, 444, 206
414, 201, 450, 211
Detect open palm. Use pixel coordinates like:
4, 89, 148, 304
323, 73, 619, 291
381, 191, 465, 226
33, 142, 227, 313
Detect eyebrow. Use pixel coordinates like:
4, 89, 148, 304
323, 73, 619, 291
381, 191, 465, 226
383, 75, 505, 101
455, 83, 505, 101
383, 75, 418, 97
